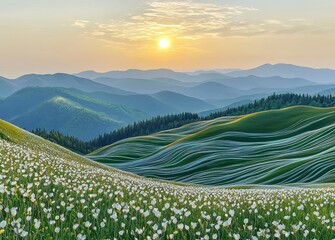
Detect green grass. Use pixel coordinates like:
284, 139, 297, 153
3, 117, 335, 239
90, 106, 335, 186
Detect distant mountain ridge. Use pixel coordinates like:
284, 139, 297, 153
76, 69, 200, 82
226, 63, 335, 83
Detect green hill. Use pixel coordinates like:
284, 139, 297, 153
0, 87, 155, 140
11, 97, 124, 140
2, 115, 335, 239
0, 87, 147, 121
90, 106, 335, 185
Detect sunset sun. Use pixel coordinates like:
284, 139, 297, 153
158, 38, 170, 49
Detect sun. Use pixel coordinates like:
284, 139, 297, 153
158, 38, 170, 49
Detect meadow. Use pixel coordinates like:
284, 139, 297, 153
1, 118, 335, 239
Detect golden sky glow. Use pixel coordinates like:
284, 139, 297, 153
1, 0, 335, 78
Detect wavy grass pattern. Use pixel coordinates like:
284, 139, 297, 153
90, 106, 335, 186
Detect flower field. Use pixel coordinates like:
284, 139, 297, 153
1, 120, 335, 239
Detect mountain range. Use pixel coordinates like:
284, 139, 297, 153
1, 63, 335, 140
0, 87, 213, 140
226, 63, 335, 83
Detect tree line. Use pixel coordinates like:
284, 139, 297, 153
32, 93, 335, 154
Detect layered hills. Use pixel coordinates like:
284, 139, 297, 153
90, 106, 335, 186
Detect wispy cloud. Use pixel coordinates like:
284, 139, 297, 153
73, 0, 316, 45
73, 20, 89, 29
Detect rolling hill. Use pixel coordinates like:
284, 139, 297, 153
90, 106, 335, 185
0, 87, 149, 140
0, 87, 217, 140
0, 87, 146, 121
1, 113, 335, 239
11, 97, 124, 140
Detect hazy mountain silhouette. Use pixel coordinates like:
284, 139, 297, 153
227, 63, 335, 84
14, 73, 132, 95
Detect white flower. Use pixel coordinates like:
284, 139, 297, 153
34, 220, 41, 229
55, 227, 60, 233
0, 184, 4, 193
233, 233, 241, 240
21, 231, 28, 237
177, 223, 184, 230
0, 220, 6, 228
77, 233, 86, 240
229, 209, 235, 217
11, 208, 17, 217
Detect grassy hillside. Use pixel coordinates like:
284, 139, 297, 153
11, 97, 124, 140
90, 106, 335, 185
0, 87, 156, 140
0, 87, 146, 121
2, 119, 335, 239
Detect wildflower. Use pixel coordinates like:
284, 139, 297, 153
0, 221, 6, 228
77, 233, 86, 240
233, 233, 241, 240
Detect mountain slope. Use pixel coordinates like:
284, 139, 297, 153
0, 87, 155, 140
90, 106, 335, 185
11, 97, 123, 140
0, 76, 19, 97
227, 63, 335, 83
177, 81, 243, 100
0, 87, 146, 122
91, 77, 188, 94
151, 91, 214, 112
212, 75, 315, 90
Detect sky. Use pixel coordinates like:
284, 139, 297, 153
1, 0, 335, 78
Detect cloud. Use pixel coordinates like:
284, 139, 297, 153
73, 20, 89, 29
72, 0, 316, 45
